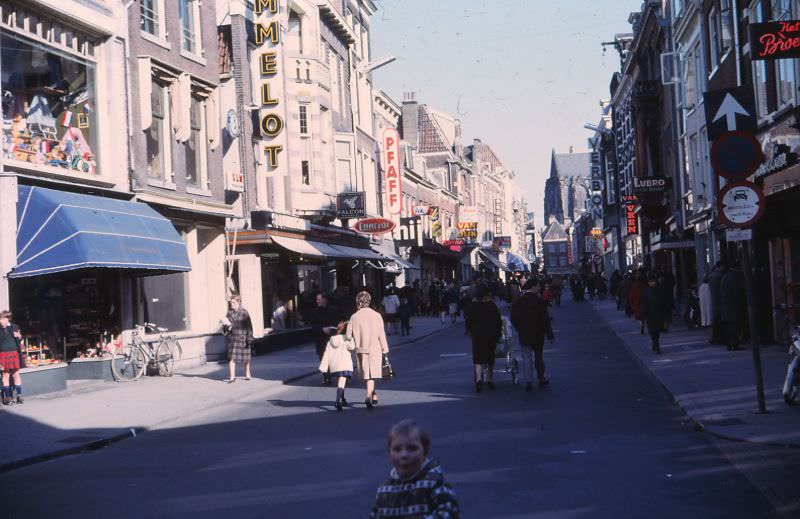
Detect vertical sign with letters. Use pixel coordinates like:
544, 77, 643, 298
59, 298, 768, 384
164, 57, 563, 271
381, 128, 402, 215
255, 0, 286, 174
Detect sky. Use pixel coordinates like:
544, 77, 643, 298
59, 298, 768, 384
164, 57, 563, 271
370, 0, 643, 228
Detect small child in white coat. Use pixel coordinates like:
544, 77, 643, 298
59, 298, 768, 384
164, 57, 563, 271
319, 321, 356, 410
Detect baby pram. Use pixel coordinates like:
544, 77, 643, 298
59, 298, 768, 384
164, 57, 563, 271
486, 316, 519, 385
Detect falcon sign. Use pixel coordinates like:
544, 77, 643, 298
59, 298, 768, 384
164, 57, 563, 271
381, 128, 402, 215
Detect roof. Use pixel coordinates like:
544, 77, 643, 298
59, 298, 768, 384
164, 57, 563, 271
541, 220, 568, 242
418, 105, 449, 153
550, 150, 591, 179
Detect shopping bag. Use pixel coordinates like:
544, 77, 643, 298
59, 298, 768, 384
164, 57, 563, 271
382, 354, 395, 380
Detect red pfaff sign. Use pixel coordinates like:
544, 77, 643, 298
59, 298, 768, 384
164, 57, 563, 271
381, 128, 402, 215
749, 20, 800, 60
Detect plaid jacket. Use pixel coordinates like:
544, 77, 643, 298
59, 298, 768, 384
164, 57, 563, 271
370, 458, 460, 519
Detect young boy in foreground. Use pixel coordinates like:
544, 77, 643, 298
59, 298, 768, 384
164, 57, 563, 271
370, 419, 461, 518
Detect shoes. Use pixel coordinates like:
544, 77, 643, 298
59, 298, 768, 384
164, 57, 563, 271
2, 397, 11, 405
486, 381, 496, 390
225, 378, 235, 383
15, 396, 23, 404
365, 398, 374, 410
371, 391, 378, 406
475, 381, 483, 393
245, 377, 251, 381
525, 382, 533, 393
335, 389, 344, 411
538, 379, 550, 388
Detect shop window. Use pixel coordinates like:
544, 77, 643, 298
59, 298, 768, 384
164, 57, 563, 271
137, 271, 189, 332
179, 0, 201, 55
146, 81, 168, 179
185, 96, 206, 187
1, 31, 98, 175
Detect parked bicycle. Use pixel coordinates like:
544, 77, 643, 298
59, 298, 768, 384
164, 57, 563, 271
111, 323, 183, 382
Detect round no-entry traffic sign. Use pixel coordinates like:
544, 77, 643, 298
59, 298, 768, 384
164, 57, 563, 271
716, 180, 765, 229
710, 131, 764, 181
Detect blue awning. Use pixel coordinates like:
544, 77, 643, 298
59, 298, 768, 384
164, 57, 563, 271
9, 185, 191, 278
504, 252, 530, 272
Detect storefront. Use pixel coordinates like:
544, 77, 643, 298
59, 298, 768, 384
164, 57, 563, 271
7, 185, 191, 389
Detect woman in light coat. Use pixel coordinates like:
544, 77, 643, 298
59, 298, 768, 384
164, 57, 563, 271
319, 321, 355, 411
347, 291, 389, 410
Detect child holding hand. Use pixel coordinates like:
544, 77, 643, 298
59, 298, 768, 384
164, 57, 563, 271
370, 420, 461, 518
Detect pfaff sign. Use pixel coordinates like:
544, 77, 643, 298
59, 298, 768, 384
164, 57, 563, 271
381, 128, 402, 215
255, 0, 284, 169
749, 20, 800, 60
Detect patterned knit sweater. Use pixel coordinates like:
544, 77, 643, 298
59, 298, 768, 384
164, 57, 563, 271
370, 458, 461, 518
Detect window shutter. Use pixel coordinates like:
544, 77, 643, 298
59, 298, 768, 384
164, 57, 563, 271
206, 87, 220, 150
139, 57, 152, 130
172, 73, 192, 142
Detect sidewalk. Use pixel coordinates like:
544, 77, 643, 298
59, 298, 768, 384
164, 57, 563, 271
591, 298, 800, 447
0, 316, 459, 473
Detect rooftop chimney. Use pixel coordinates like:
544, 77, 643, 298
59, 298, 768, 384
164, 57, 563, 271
401, 92, 419, 148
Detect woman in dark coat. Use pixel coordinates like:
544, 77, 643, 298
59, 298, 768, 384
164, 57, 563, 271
465, 284, 502, 392
639, 274, 666, 354
223, 295, 254, 382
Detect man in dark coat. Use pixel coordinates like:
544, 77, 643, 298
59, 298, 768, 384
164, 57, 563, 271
309, 293, 341, 384
640, 273, 666, 354
720, 265, 746, 351
510, 279, 555, 392
708, 262, 727, 344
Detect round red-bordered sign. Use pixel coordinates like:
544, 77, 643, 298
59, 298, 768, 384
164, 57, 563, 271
716, 180, 765, 229
710, 131, 764, 181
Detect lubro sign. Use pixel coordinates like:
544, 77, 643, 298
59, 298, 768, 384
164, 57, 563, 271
255, 0, 284, 169
381, 128, 402, 215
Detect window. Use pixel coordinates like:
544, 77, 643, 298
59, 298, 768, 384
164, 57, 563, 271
185, 96, 205, 187
1, 31, 99, 175
708, 1, 732, 70
301, 160, 310, 186
179, 0, 200, 55
299, 104, 309, 135
146, 81, 168, 179
140, 0, 160, 37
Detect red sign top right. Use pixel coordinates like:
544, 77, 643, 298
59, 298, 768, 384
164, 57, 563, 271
750, 20, 800, 61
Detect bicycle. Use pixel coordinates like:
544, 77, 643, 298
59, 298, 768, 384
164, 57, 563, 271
111, 323, 183, 382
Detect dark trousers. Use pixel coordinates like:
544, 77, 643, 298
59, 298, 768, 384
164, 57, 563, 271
401, 319, 410, 336
646, 321, 662, 352
710, 315, 723, 344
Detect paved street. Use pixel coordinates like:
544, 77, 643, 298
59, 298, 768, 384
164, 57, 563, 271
2, 301, 797, 518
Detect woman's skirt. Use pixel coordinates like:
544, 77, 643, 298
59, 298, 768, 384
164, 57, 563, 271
331, 370, 353, 378
0, 350, 21, 372
227, 341, 251, 364
357, 353, 382, 380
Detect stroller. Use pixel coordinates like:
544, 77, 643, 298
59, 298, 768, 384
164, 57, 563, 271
487, 316, 520, 385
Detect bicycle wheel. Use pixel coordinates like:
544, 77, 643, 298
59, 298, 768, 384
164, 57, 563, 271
112, 344, 146, 382
155, 340, 176, 377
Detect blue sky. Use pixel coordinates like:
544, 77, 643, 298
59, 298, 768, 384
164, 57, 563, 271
370, 0, 643, 227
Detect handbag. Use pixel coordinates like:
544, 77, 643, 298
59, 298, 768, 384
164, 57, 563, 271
382, 354, 395, 379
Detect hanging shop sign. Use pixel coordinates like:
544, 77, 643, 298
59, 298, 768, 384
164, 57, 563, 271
749, 20, 800, 61
590, 228, 604, 239
703, 87, 757, 140
623, 195, 638, 235
726, 228, 753, 242
255, 0, 285, 170
632, 176, 672, 195
225, 109, 241, 138
336, 191, 366, 219
226, 169, 245, 192
493, 236, 512, 249
353, 217, 395, 235
443, 239, 464, 252
394, 217, 422, 247
716, 181, 766, 229
412, 204, 431, 216
381, 128, 402, 215
457, 222, 478, 240
710, 131, 764, 181
429, 207, 442, 239
753, 144, 797, 180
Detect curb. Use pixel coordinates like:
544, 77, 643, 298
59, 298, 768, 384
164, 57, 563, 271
0, 320, 463, 474
282, 320, 463, 385
589, 302, 800, 450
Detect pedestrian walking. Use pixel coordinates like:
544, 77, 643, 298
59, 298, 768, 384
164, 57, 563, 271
318, 321, 355, 411
708, 262, 727, 344
551, 275, 563, 307
510, 279, 554, 392
347, 291, 389, 409
640, 274, 666, 354
0, 310, 24, 405
619, 273, 632, 316
720, 264, 746, 352
310, 293, 341, 385
381, 289, 401, 336
221, 295, 254, 383
629, 270, 645, 333
397, 297, 412, 336
698, 273, 712, 327
610, 270, 621, 309
370, 419, 460, 519
658, 267, 675, 331
465, 283, 502, 392
444, 282, 459, 324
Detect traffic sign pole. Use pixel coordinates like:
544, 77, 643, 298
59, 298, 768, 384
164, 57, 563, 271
740, 239, 767, 414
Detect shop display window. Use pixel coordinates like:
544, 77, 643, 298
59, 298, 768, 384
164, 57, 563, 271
1, 31, 98, 175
